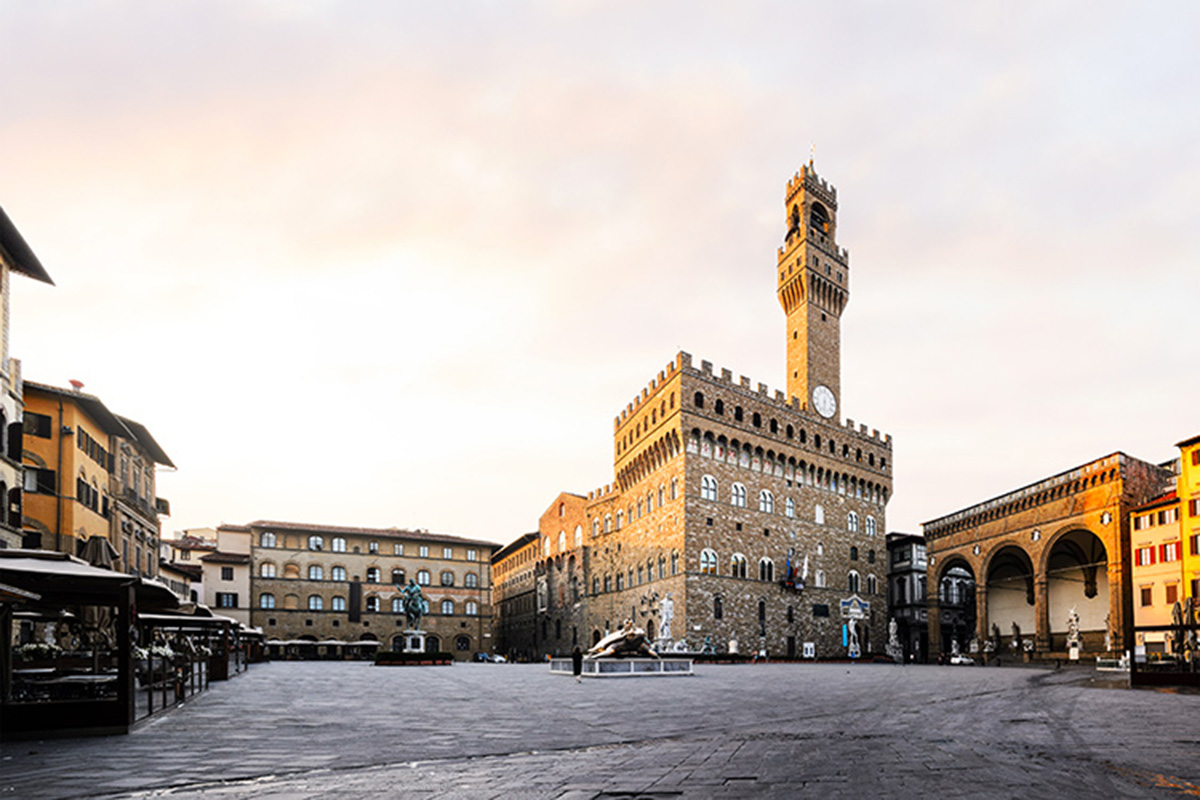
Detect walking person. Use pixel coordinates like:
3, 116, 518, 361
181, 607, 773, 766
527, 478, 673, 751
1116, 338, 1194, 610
572, 645, 583, 683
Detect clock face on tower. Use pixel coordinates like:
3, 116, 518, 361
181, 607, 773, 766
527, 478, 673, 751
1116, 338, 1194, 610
812, 384, 837, 419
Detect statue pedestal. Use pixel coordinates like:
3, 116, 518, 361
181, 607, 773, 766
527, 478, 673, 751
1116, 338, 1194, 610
402, 631, 426, 654
549, 657, 694, 678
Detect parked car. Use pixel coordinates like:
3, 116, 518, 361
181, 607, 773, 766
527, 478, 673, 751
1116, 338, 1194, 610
949, 654, 975, 666
473, 652, 506, 663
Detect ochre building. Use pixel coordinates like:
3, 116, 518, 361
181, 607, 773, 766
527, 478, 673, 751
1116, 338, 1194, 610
923, 452, 1172, 660
247, 520, 497, 659
500, 163, 894, 660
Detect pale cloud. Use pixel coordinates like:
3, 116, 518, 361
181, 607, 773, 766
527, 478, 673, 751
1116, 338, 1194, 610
2, 1, 1199, 541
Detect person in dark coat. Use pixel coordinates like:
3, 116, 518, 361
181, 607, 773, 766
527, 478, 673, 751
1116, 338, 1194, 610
572, 645, 583, 683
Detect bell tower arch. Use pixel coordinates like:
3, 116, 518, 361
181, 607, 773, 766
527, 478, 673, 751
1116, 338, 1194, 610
776, 161, 849, 419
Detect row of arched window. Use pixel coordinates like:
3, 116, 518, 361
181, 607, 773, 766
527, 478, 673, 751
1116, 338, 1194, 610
545, 525, 584, 557
689, 429, 888, 505
591, 551, 681, 595
259, 593, 479, 615
593, 478, 681, 535
616, 391, 677, 456
690, 397, 888, 471
699, 474, 877, 533
258, 562, 479, 587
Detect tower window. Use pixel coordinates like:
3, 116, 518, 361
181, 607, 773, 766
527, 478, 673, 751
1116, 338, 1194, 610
734, 407, 743, 422
809, 202, 830, 232
694, 392, 704, 409
714, 399, 724, 415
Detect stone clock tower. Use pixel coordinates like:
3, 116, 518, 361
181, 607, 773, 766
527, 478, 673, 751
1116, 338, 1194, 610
776, 161, 849, 420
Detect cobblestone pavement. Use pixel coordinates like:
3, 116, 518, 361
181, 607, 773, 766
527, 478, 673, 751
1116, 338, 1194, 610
2, 662, 1199, 798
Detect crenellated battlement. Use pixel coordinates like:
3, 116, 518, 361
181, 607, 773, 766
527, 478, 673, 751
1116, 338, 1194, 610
785, 163, 837, 207
586, 483, 620, 502
681, 353, 891, 448
614, 352, 689, 429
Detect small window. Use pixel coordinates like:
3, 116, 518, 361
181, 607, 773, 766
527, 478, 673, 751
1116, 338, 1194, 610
308, 565, 323, 580
366, 567, 381, 582
850, 546, 859, 561
814, 504, 825, 525
221, 566, 234, 581
759, 489, 774, 514
261, 531, 277, 548
419, 545, 429, 558
848, 571, 860, 593
700, 548, 718, 574
759, 557, 774, 582
307, 595, 324, 611
734, 406, 744, 422
1140, 586, 1153, 607
331, 566, 347, 581
308, 535, 324, 551
441, 571, 455, 587
260, 563, 276, 578
259, 593, 275, 609
331, 537, 346, 552
701, 475, 718, 502
694, 392, 704, 408
392, 568, 405, 584
465, 572, 479, 588
332, 596, 347, 611
785, 497, 795, 518
730, 553, 747, 579
713, 595, 723, 619
417, 570, 431, 585
466, 601, 478, 616
467, 548, 477, 561
714, 399, 725, 415
441, 599, 455, 615
368, 541, 379, 555
366, 596, 379, 612
392, 597, 403, 613
393, 543, 404, 555
443, 546, 453, 559
847, 512, 859, 532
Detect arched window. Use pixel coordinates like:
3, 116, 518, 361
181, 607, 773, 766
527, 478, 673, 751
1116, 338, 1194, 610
701, 474, 718, 502
731, 483, 747, 508
616, 573, 624, 590
441, 599, 454, 615
260, 532, 276, 548
455, 635, 471, 651
670, 478, 679, 500
308, 595, 324, 611
848, 571, 861, 593
714, 595, 723, 619
700, 548, 718, 575
308, 535, 324, 551
464, 572, 478, 588
785, 497, 795, 518
259, 593, 275, 609
331, 566, 347, 581
260, 562, 276, 578
392, 568, 405, 584
574, 525, 583, 547
366, 596, 379, 612
759, 557, 774, 582
815, 569, 826, 588
417, 570, 431, 585
867, 575, 878, 595
331, 537, 346, 552
592, 576, 600, 595
604, 574, 612, 592
466, 601, 478, 616
714, 399, 724, 415
604, 514, 613, 533
867, 549, 876, 564
392, 597, 403, 613
558, 531, 566, 552
814, 504, 825, 525
759, 489, 774, 514
543, 537, 551, 557
730, 553, 748, 579
616, 511, 624, 530
847, 511, 859, 532
693, 391, 705, 408
865, 516, 877, 537
658, 556, 666, 579
850, 546, 859, 561
308, 565, 323, 580
657, 485, 665, 507
592, 519, 600, 537
441, 571, 455, 586
366, 567, 381, 582
671, 549, 679, 575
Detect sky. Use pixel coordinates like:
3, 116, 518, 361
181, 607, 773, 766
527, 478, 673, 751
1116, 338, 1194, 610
3, 1, 1198, 547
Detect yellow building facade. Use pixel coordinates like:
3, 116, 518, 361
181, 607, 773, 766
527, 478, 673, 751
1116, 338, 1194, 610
1177, 434, 1200, 603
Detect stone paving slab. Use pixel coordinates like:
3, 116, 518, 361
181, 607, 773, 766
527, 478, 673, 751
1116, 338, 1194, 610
2, 662, 1198, 798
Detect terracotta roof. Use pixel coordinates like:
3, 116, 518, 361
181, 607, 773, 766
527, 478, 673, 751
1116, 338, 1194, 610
492, 532, 539, 562
1131, 491, 1179, 513
199, 552, 251, 565
1176, 434, 1200, 449
245, 520, 499, 549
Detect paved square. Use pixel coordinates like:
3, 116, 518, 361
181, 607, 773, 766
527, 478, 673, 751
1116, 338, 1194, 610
2, 662, 1197, 798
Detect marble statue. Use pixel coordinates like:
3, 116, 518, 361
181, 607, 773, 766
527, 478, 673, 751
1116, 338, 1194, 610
660, 593, 674, 641
1066, 607, 1081, 649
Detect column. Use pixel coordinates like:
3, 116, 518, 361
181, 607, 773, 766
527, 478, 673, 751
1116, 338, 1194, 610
974, 584, 988, 646
1035, 575, 1050, 651
927, 597, 941, 656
